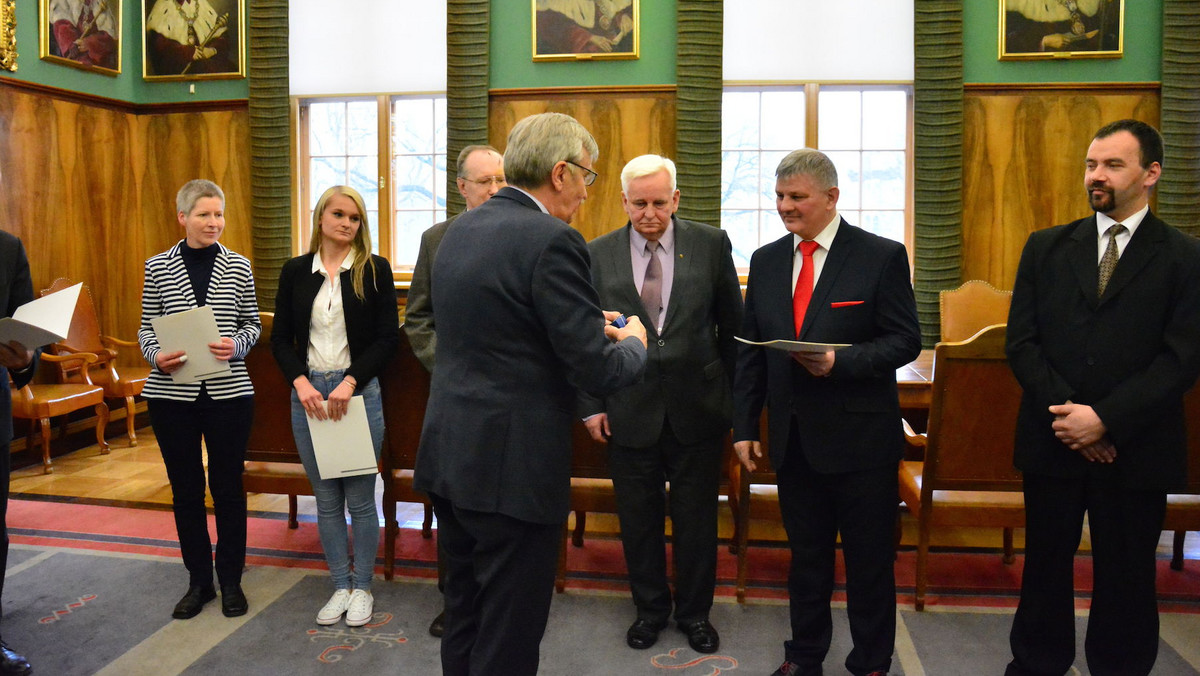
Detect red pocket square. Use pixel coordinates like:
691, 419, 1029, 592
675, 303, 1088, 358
830, 300, 865, 308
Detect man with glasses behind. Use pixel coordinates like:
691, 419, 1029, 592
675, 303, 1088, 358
414, 112, 647, 676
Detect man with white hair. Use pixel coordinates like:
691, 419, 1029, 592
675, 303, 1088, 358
581, 154, 742, 654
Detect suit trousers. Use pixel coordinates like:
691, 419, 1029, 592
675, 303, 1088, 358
608, 422, 722, 625
1007, 468, 1166, 676
149, 394, 254, 588
777, 424, 897, 676
430, 493, 562, 676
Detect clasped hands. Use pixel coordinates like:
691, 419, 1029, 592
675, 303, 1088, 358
295, 374, 357, 422
1050, 401, 1116, 463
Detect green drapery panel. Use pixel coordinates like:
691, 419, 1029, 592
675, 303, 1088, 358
446, 0, 491, 218
247, 0, 290, 311
913, 0, 964, 346
674, 0, 722, 226
1159, 0, 1200, 237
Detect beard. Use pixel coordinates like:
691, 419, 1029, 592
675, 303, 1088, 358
1088, 185, 1115, 213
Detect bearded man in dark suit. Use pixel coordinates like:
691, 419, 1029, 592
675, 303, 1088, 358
413, 112, 648, 676
1005, 120, 1200, 676
580, 154, 742, 654
0, 230, 37, 676
733, 148, 920, 676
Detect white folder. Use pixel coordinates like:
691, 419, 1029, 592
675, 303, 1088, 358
306, 395, 378, 480
150, 306, 233, 384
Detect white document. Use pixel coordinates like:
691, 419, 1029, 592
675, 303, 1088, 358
735, 336, 851, 353
150, 306, 232, 384
0, 282, 83, 348
306, 396, 378, 480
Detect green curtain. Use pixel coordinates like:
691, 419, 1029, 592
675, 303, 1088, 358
446, 0, 491, 218
674, 0, 722, 226
912, 0, 964, 345
247, 0, 291, 311
1159, 0, 1200, 237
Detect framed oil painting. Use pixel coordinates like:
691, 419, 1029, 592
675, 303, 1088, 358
1000, 0, 1124, 60
142, 0, 245, 80
533, 0, 639, 62
0, 0, 15, 72
39, 0, 122, 75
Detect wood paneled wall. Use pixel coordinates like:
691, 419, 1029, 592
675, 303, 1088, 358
961, 85, 1160, 288
0, 83, 251, 365
488, 86, 677, 243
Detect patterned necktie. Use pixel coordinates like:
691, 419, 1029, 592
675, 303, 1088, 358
1097, 223, 1125, 295
793, 240, 820, 337
640, 241, 662, 323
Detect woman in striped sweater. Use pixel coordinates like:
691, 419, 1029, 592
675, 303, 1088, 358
138, 179, 261, 621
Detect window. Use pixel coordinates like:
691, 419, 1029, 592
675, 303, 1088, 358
296, 94, 448, 276
720, 84, 912, 269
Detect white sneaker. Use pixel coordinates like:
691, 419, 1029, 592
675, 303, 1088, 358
345, 589, 374, 627
316, 589, 352, 625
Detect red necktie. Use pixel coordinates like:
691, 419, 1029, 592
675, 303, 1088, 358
793, 240, 819, 337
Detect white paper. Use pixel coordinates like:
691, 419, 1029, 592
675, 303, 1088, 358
150, 306, 232, 384
0, 282, 83, 348
305, 396, 378, 480
735, 336, 851, 353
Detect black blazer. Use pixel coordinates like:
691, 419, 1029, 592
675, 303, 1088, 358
0, 231, 37, 443
413, 187, 647, 524
580, 217, 743, 448
733, 220, 921, 473
1006, 212, 1200, 490
271, 252, 400, 387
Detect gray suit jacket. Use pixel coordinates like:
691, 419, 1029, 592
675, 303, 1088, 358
580, 218, 743, 448
413, 188, 646, 524
404, 215, 456, 373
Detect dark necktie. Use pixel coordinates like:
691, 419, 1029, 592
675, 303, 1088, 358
1098, 223, 1125, 295
640, 241, 662, 324
793, 240, 819, 337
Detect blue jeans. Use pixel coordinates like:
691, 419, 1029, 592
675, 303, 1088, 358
291, 370, 385, 590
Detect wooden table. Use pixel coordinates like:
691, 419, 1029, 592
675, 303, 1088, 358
897, 348, 934, 410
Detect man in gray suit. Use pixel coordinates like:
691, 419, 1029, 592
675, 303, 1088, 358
404, 143, 505, 638
414, 112, 648, 676
581, 154, 742, 654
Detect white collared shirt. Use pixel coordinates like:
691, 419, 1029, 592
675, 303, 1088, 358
791, 211, 841, 291
1095, 204, 1148, 264
307, 251, 353, 371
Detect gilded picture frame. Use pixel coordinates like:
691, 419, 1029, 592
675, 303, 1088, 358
142, 0, 245, 81
38, 0, 121, 75
1000, 0, 1124, 60
0, 0, 15, 72
533, 0, 639, 62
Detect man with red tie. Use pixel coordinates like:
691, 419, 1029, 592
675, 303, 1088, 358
733, 148, 920, 676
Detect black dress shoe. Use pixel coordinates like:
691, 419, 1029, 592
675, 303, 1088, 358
429, 611, 445, 638
172, 585, 217, 619
625, 618, 667, 649
678, 619, 719, 653
0, 641, 31, 676
220, 584, 248, 617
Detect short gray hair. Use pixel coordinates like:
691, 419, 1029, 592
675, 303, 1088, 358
502, 113, 600, 190
456, 144, 501, 178
620, 154, 676, 192
176, 179, 225, 215
775, 149, 838, 190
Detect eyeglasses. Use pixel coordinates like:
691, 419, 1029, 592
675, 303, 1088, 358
564, 160, 598, 187
463, 175, 507, 187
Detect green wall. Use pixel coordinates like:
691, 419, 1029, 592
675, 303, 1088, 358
490, 1, 676, 89
2, 1, 247, 103
964, 0, 1161, 83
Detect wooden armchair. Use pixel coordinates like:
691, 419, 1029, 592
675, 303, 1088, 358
897, 324, 1025, 610
725, 424, 779, 603
241, 313, 313, 529
1163, 381, 1200, 570
11, 351, 109, 473
380, 328, 435, 581
555, 421, 620, 592
939, 280, 1012, 343
41, 278, 150, 447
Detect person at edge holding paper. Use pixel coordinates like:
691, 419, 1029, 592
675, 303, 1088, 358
732, 149, 920, 676
138, 179, 262, 621
271, 185, 399, 629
